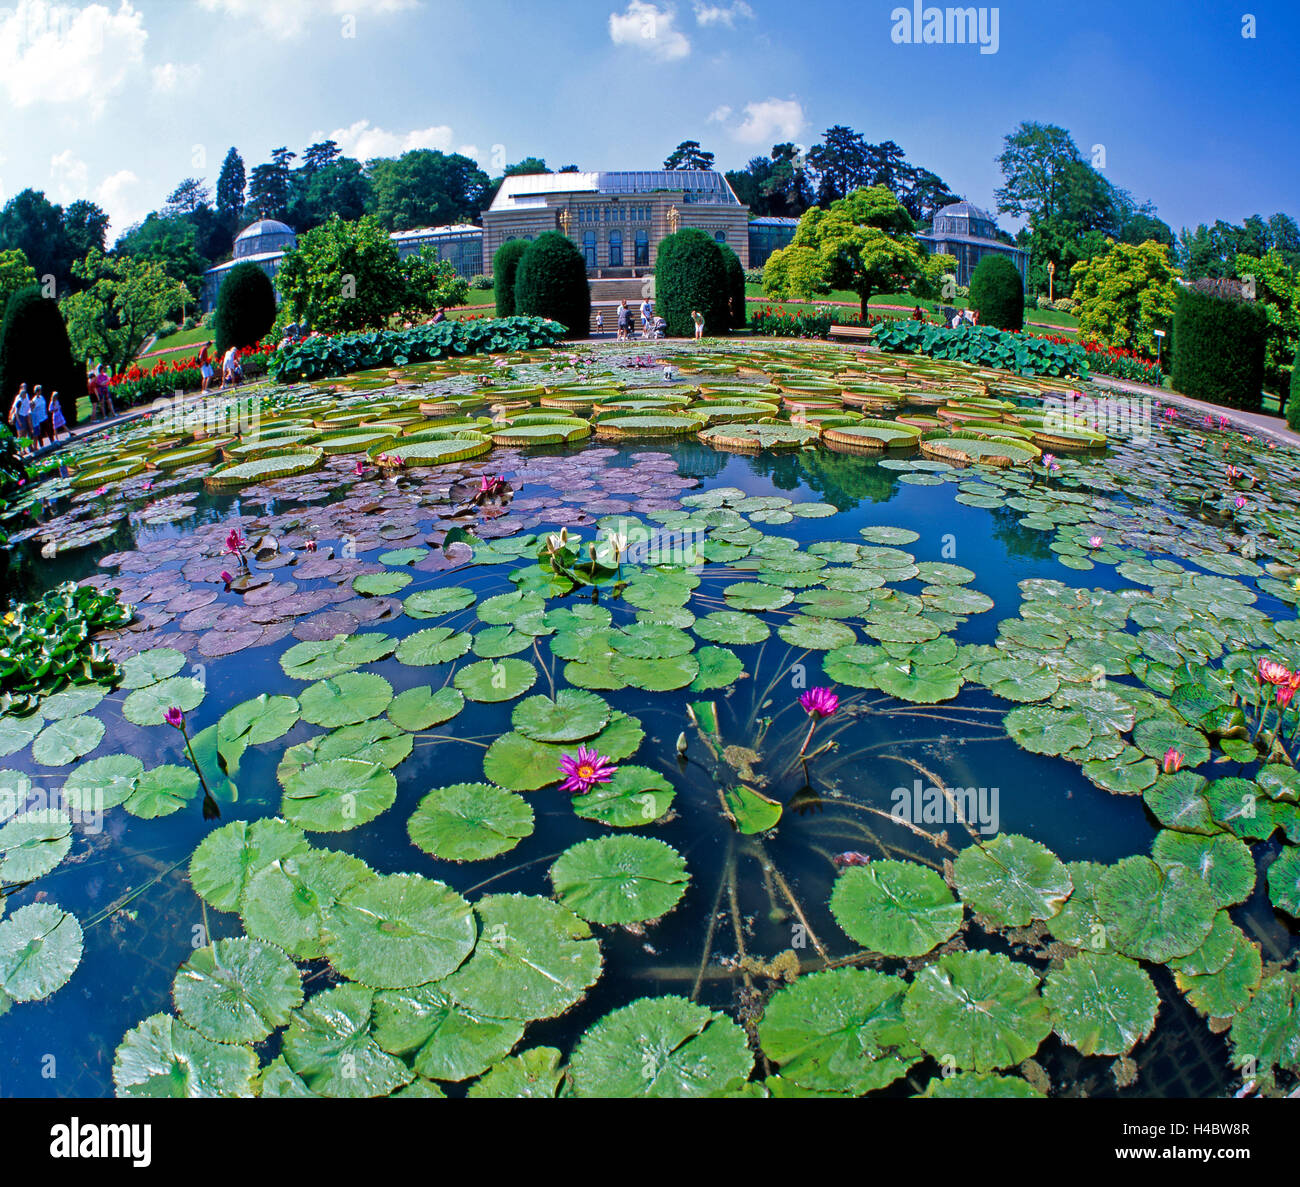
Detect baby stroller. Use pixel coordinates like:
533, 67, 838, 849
650, 316, 667, 340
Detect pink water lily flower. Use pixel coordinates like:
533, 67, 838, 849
1257, 658, 1292, 686
224, 528, 247, 556
1235, 495, 1247, 510
1162, 748, 1183, 774
1089, 535, 1103, 549
220, 570, 233, 584
558, 746, 617, 794
304, 539, 318, 552
354, 459, 365, 476
1042, 453, 1058, 472
800, 687, 840, 719
164, 707, 185, 729
1279, 683, 1298, 709
480, 475, 506, 496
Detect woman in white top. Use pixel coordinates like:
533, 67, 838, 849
8, 384, 33, 452
692, 310, 705, 340
29, 384, 49, 447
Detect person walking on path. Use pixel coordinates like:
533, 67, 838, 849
692, 309, 705, 340
7, 384, 33, 454
94, 366, 116, 419
595, 310, 604, 335
48, 391, 69, 441
640, 297, 653, 340
29, 384, 49, 448
617, 301, 630, 342
199, 342, 214, 393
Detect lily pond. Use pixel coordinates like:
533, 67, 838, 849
1, 339, 1298, 1100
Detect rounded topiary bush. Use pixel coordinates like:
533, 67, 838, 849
213, 262, 277, 354
969, 254, 1025, 332
1171, 286, 1267, 412
493, 239, 530, 319
513, 232, 590, 337
720, 244, 747, 333
0, 285, 83, 429
655, 229, 731, 339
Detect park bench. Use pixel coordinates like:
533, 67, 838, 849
827, 324, 874, 344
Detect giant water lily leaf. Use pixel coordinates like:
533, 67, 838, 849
1143, 771, 1217, 835
189, 818, 311, 913
299, 673, 393, 728
0, 715, 44, 759
404, 587, 476, 618
217, 695, 301, 765
829, 861, 963, 957
0, 809, 73, 882
953, 835, 1072, 928
281, 758, 396, 832
902, 951, 1051, 1072
1004, 705, 1091, 756
454, 659, 538, 703
442, 894, 602, 1022
1152, 829, 1255, 908
240, 849, 376, 959
512, 690, 611, 743
573, 765, 675, 828
281, 983, 413, 1098
122, 677, 206, 727
112, 1013, 257, 1098
172, 938, 304, 1044
323, 873, 476, 988
118, 647, 186, 689
482, 731, 566, 792
550, 836, 689, 926
408, 783, 535, 862
610, 652, 700, 692
467, 1046, 565, 1098
568, 996, 753, 1098
1043, 953, 1159, 1056
372, 984, 525, 1083
1094, 856, 1217, 963
0, 903, 83, 1002
758, 968, 922, 1095
694, 611, 769, 646
387, 685, 464, 732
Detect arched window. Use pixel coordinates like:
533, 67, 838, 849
609, 230, 623, 267
583, 231, 597, 268
714, 230, 727, 244
635, 229, 649, 267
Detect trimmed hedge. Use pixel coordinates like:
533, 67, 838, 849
655, 228, 731, 338
720, 244, 746, 332
0, 286, 82, 428
213, 262, 277, 353
969, 254, 1024, 332
493, 239, 530, 319
1171, 286, 1267, 412
513, 232, 590, 336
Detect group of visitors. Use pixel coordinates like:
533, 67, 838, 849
196, 342, 244, 391
601, 299, 696, 341
6, 384, 69, 454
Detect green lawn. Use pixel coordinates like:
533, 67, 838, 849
143, 327, 210, 357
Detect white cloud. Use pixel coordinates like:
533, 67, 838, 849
707, 105, 732, 123
609, 2, 690, 61
152, 62, 202, 93
196, 0, 418, 39
49, 150, 89, 203
0, 1, 148, 115
96, 170, 144, 238
694, 1, 753, 27
733, 97, 806, 145
326, 119, 456, 161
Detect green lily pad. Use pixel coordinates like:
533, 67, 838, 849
512, 690, 611, 743
0, 902, 83, 1002
454, 659, 538, 703
1094, 856, 1217, 963
372, 984, 525, 1082
408, 783, 535, 863
394, 627, 473, 667
550, 836, 689, 925
240, 849, 376, 959
571, 765, 675, 828
353, 571, 413, 597
1043, 953, 1159, 1056
568, 996, 752, 1098
112, 1013, 258, 1098
404, 587, 477, 618
281, 983, 413, 1098
722, 784, 783, 835
124, 764, 200, 819
189, 818, 311, 913
172, 938, 304, 1044
280, 758, 397, 832
1267, 846, 1300, 917
830, 860, 964, 957
0, 809, 73, 882
1152, 829, 1255, 908
387, 685, 465, 732
118, 647, 186, 689
467, 1047, 565, 1098
280, 633, 395, 680
122, 677, 206, 727
64, 754, 143, 813
299, 673, 393, 728
954, 835, 1072, 928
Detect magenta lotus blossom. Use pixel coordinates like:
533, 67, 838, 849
800, 687, 840, 719
94, 486, 108, 497
832, 852, 871, 868
1235, 495, 1247, 510
1163, 748, 1183, 774
165, 705, 221, 822
225, 528, 247, 556
354, 459, 365, 476
480, 475, 506, 496
1041, 453, 1058, 472
1089, 535, 1103, 549
220, 570, 233, 584
558, 746, 617, 794
164, 706, 185, 729
1227, 464, 1242, 481
1258, 658, 1293, 686
304, 539, 318, 552
1279, 682, 1298, 710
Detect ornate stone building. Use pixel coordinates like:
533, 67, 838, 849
915, 201, 1028, 287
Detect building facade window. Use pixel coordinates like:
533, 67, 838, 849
609, 230, 624, 267
583, 231, 597, 268
714, 230, 727, 244
635, 230, 649, 266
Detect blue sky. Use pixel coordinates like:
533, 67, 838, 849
0, 0, 1294, 240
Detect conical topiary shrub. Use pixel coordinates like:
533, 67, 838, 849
969, 254, 1024, 333
513, 233, 590, 337
0, 285, 83, 429
213, 262, 277, 354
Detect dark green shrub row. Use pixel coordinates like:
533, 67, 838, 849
269, 316, 567, 382
493, 239, 530, 320
0, 286, 82, 429
513, 232, 590, 337
655, 229, 734, 338
1170, 286, 1267, 412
